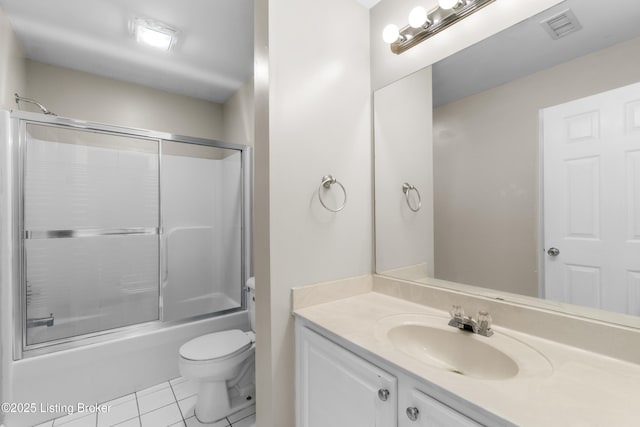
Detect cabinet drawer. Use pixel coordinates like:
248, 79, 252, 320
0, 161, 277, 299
401, 388, 482, 427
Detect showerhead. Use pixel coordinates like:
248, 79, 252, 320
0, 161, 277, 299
14, 93, 57, 116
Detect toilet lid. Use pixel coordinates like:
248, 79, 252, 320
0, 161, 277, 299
180, 329, 252, 361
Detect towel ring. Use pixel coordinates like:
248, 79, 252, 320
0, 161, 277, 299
402, 182, 421, 212
318, 175, 347, 212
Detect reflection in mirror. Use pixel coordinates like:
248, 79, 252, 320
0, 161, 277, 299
374, 0, 640, 325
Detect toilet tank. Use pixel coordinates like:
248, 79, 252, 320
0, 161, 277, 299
246, 277, 255, 331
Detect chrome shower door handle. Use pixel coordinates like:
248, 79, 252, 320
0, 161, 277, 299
547, 247, 560, 257
162, 230, 169, 284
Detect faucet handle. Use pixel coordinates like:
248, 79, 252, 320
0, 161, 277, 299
449, 305, 465, 320
477, 310, 493, 336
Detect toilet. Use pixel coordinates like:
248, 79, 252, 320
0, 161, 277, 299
178, 277, 256, 423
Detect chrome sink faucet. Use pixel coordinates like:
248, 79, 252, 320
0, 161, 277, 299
448, 305, 493, 337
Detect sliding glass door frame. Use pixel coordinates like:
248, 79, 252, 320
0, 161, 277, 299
11, 111, 252, 359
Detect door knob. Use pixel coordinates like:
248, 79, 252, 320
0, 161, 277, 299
406, 407, 420, 421
547, 247, 560, 257
377, 388, 390, 401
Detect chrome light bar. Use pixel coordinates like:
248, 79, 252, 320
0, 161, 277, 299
390, 0, 496, 55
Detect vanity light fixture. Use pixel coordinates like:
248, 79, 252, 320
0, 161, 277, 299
383, 0, 495, 55
132, 17, 178, 51
439, 0, 462, 10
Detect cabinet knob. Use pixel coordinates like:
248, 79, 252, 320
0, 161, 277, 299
406, 406, 420, 421
377, 388, 390, 401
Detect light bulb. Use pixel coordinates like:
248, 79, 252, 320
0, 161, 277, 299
438, 0, 460, 10
408, 7, 428, 28
382, 24, 400, 43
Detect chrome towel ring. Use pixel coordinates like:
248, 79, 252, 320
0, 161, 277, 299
318, 175, 347, 212
402, 182, 421, 212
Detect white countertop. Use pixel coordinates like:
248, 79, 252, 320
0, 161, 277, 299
294, 291, 640, 427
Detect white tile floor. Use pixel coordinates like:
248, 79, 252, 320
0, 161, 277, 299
32, 377, 256, 427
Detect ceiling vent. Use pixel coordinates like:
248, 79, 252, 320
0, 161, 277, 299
540, 9, 582, 40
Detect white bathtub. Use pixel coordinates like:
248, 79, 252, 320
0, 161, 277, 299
2, 311, 249, 427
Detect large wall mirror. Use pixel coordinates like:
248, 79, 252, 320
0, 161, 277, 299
374, 0, 640, 327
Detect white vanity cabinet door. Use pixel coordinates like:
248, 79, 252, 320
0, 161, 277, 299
296, 326, 398, 427
400, 388, 482, 427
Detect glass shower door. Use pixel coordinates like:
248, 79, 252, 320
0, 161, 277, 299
161, 141, 243, 322
23, 124, 160, 346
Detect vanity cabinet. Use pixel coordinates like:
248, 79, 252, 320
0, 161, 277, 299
296, 324, 397, 427
399, 386, 482, 427
296, 322, 484, 427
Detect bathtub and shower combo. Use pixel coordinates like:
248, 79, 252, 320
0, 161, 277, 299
0, 110, 252, 426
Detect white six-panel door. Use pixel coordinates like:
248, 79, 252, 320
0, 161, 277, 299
543, 81, 640, 315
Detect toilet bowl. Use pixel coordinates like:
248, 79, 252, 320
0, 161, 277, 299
178, 277, 256, 423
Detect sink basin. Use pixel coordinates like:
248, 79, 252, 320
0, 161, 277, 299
375, 314, 552, 380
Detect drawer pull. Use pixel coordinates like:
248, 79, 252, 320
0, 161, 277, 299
406, 406, 420, 421
377, 388, 390, 401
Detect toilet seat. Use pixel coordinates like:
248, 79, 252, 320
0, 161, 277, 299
180, 329, 252, 362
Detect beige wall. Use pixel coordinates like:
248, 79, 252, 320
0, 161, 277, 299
0, 6, 25, 110
370, 0, 563, 90
254, 0, 371, 425
24, 60, 224, 140
374, 67, 434, 274
433, 36, 640, 296
223, 78, 254, 146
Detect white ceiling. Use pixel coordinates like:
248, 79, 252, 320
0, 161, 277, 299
0, 0, 254, 103
432, 0, 640, 106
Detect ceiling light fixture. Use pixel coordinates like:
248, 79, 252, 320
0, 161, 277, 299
439, 0, 462, 10
382, 0, 495, 55
132, 18, 178, 51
